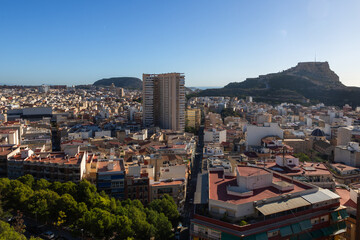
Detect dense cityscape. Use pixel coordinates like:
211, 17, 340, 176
0, 69, 359, 240
2, 1, 360, 240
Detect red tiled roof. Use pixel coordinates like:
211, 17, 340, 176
336, 187, 357, 209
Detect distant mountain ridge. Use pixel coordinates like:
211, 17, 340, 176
196, 62, 360, 107
93, 77, 142, 89
93, 76, 194, 93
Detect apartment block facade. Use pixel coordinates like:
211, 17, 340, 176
143, 73, 185, 131
186, 108, 202, 130
191, 166, 348, 240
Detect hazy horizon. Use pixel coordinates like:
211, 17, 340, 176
1, 0, 360, 87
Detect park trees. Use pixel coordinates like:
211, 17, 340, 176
0, 176, 177, 240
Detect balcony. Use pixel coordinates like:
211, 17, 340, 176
190, 230, 221, 240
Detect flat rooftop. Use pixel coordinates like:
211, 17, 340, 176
0, 129, 16, 134
0, 145, 18, 156
25, 152, 84, 165
237, 166, 269, 177
151, 179, 184, 187
267, 162, 331, 176
209, 168, 312, 205
332, 163, 359, 171
97, 160, 124, 173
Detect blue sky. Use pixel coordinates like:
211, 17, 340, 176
1, 0, 360, 87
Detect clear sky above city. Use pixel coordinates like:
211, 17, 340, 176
1, 0, 360, 87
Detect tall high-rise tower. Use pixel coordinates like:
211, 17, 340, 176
142, 73, 185, 131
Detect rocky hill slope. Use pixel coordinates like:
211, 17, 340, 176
196, 62, 360, 107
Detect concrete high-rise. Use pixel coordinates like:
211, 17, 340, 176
142, 73, 185, 131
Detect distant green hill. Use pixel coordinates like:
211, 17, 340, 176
93, 77, 195, 93
196, 62, 360, 107
93, 77, 142, 89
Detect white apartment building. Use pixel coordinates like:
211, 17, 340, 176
204, 128, 226, 143
246, 122, 284, 149
334, 142, 360, 167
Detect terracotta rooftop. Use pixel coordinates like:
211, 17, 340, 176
332, 163, 359, 171
237, 166, 269, 177
0, 145, 18, 156
336, 187, 357, 209
152, 179, 184, 186
209, 167, 312, 205
25, 152, 84, 165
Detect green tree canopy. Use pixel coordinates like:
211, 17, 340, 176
0, 220, 26, 240
0, 178, 178, 240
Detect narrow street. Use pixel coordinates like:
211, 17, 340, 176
181, 126, 204, 239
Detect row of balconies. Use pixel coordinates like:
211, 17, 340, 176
24, 166, 80, 171
24, 162, 79, 167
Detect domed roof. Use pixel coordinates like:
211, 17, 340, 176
311, 128, 325, 137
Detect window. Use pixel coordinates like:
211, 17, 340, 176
209, 230, 221, 239
267, 230, 279, 237
311, 218, 319, 225
198, 227, 207, 234
111, 180, 124, 188
158, 187, 172, 194
320, 215, 329, 223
